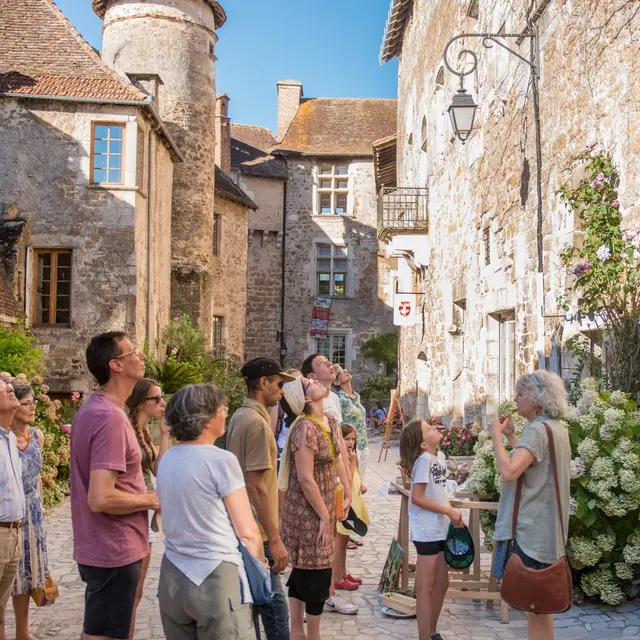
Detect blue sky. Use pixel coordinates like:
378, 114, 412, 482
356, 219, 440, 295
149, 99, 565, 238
55, 0, 398, 132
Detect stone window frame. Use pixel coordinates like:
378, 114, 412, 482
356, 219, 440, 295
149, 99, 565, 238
487, 310, 516, 404
467, 0, 479, 20
212, 315, 225, 356
32, 248, 72, 327
213, 213, 222, 257
315, 243, 349, 298
315, 163, 350, 215
90, 122, 126, 186
316, 333, 348, 369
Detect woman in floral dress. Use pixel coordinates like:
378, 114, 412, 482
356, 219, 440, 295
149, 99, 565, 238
7, 384, 49, 640
280, 377, 340, 640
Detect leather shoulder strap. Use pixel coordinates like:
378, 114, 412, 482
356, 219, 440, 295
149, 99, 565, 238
543, 421, 568, 553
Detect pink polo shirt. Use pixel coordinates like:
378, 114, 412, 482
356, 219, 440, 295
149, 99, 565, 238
70, 393, 149, 568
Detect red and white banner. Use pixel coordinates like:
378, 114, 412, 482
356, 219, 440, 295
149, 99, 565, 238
393, 293, 416, 326
310, 297, 332, 338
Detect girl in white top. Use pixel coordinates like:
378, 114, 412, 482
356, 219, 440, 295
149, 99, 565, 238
400, 419, 463, 640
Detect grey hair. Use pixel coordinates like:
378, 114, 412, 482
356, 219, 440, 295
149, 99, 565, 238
164, 383, 228, 442
515, 370, 568, 419
12, 385, 34, 402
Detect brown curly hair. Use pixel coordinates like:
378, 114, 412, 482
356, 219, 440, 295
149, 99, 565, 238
125, 378, 159, 462
399, 419, 426, 476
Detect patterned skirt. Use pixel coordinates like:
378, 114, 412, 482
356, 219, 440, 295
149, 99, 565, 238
12, 493, 49, 595
492, 540, 550, 580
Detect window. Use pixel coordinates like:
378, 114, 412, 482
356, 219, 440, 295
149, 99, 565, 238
316, 244, 348, 296
91, 123, 124, 184
212, 316, 224, 356
421, 116, 428, 151
483, 226, 491, 265
316, 164, 349, 215
316, 334, 347, 369
436, 67, 445, 86
498, 313, 516, 403
467, 0, 479, 19
213, 214, 221, 256
33, 249, 71, 326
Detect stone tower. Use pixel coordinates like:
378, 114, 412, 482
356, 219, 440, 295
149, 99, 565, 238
92, 0, 226, 344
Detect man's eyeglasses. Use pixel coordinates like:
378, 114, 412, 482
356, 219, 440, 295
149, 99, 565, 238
20, 400, 37, 408
114, 347, 141, 360
146, 395, 164, 404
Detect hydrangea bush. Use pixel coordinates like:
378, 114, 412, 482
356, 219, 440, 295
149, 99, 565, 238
13, 374, 71, 507
467, 382, 640, 605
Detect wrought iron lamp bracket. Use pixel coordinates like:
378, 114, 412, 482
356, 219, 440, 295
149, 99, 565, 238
443, 32, 538, 88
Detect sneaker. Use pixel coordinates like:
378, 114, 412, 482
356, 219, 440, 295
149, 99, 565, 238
335, 579, 359, 591
325, 594, 359, 615
345, 574, 363, 585
432, 634, 443, 640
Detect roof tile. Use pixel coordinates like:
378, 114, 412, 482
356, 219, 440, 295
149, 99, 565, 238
0, 0, 145, 101
230, 124, 288, 180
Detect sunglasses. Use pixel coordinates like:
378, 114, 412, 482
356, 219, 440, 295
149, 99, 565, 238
146, 395, 164, 404
114, 347, 141, 360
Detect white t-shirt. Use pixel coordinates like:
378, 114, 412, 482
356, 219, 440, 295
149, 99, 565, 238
324, 391, 343, 423
408, 451, 449, 542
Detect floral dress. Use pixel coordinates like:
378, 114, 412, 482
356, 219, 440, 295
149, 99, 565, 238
12, 427, 49, 595
281, 416, 338, 570
337, 390, 368, 451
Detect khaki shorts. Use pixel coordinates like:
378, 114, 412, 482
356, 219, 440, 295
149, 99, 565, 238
158, 555, 253, 640
0, 527, 20, 625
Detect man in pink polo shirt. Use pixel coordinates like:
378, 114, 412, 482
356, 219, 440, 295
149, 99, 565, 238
71, 332, 159, 640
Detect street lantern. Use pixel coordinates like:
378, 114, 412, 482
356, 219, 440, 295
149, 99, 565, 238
448, 87, 478, 144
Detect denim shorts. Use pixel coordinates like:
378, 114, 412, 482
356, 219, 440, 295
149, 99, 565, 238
492, 540, 550, 579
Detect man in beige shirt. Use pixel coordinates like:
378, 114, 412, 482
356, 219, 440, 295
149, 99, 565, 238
226, 358, 294, 640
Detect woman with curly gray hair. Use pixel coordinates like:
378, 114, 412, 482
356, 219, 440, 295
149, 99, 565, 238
491, 370, 571, 640
156, 383, 265, 639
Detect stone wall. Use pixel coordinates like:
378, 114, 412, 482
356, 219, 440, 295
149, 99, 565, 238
212, 196, 248, 358
0, 100, 173, 392
391, 0, 640, 423
283, 157, 394, 388
101, 0, 219, 343
238, 175, 285, 362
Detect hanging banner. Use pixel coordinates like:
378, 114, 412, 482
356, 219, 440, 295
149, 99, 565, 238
394, 293, 416, 326
310, 297, 332, 338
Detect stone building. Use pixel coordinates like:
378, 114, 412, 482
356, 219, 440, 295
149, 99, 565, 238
230, 122, 288, 362
0, 0, 180, 392
269, 82, 397, 387
95, 0, 227, 346
379, 0, 640, 422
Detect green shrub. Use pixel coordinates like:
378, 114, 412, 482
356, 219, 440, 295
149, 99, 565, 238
0, 328, 46, 378
145, 357, 204, 393
359, 373, 394, 403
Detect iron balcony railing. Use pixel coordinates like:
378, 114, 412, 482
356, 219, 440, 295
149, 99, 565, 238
377, 186, 429, 240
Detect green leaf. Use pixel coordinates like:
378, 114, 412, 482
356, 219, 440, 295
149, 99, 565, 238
587, 499, 597, 510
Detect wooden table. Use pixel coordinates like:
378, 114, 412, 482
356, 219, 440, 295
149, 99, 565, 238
391, 483, 509, 623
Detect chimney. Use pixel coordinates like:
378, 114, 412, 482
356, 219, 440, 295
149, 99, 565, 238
276, 80, 303, 141
127, 73, 162, 112
215, 94, 231, 174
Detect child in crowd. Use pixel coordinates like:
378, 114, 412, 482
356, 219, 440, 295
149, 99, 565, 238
399, 419, 463, 640
335, 423, 370, 589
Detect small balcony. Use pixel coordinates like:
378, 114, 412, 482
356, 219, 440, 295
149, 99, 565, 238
377, 187, 429, 241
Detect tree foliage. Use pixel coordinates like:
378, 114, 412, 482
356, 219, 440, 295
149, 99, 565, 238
0, 327, 46, 378
360, 332, 398, 367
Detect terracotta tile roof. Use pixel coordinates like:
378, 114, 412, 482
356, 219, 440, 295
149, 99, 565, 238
274, 98, 397, 157
215, 166, 258, 210
230, 124, 288, 180
92, 0, 227, 29
0, 277, 23, 320
0, 0, 146, 101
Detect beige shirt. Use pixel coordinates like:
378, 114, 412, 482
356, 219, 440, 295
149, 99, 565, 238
226, 399, 278, 542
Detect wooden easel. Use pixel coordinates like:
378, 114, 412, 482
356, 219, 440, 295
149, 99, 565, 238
378, 387, 404, 462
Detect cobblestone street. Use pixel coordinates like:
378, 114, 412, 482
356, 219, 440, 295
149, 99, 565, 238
6, 438, 640, 640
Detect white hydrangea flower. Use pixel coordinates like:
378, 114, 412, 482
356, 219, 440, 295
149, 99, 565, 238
622, 534, 640, 565
615, 563, 633, 581
581, 568, 625, 606
577, 438, 599, 464
579, 412, 600, 436
596, 533, 616, 554
600, 407, 625, 441
569, 497, 578, 516
609, 390, 628, 407
581, 378, 600, 391
569, 537, 602, 569
596, 245, 612, 261
619, 469, 640, 494
570, 457, 587, 479
567, 406, 581, 422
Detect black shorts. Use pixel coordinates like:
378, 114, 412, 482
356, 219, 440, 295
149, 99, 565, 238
78, 560, 143, 639
286, 567, 332, 616
414, 540, 446, 556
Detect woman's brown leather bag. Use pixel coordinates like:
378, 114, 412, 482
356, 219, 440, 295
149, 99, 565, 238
500, 422, 573, 614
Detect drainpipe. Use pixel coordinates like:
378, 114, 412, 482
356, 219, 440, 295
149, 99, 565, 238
146, 123, 161, 353
279, 156, 289, 368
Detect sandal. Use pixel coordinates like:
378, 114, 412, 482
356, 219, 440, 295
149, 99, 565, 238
349, 536, 364, 547
347, 541, 358, 550
346, 573, 362, 584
